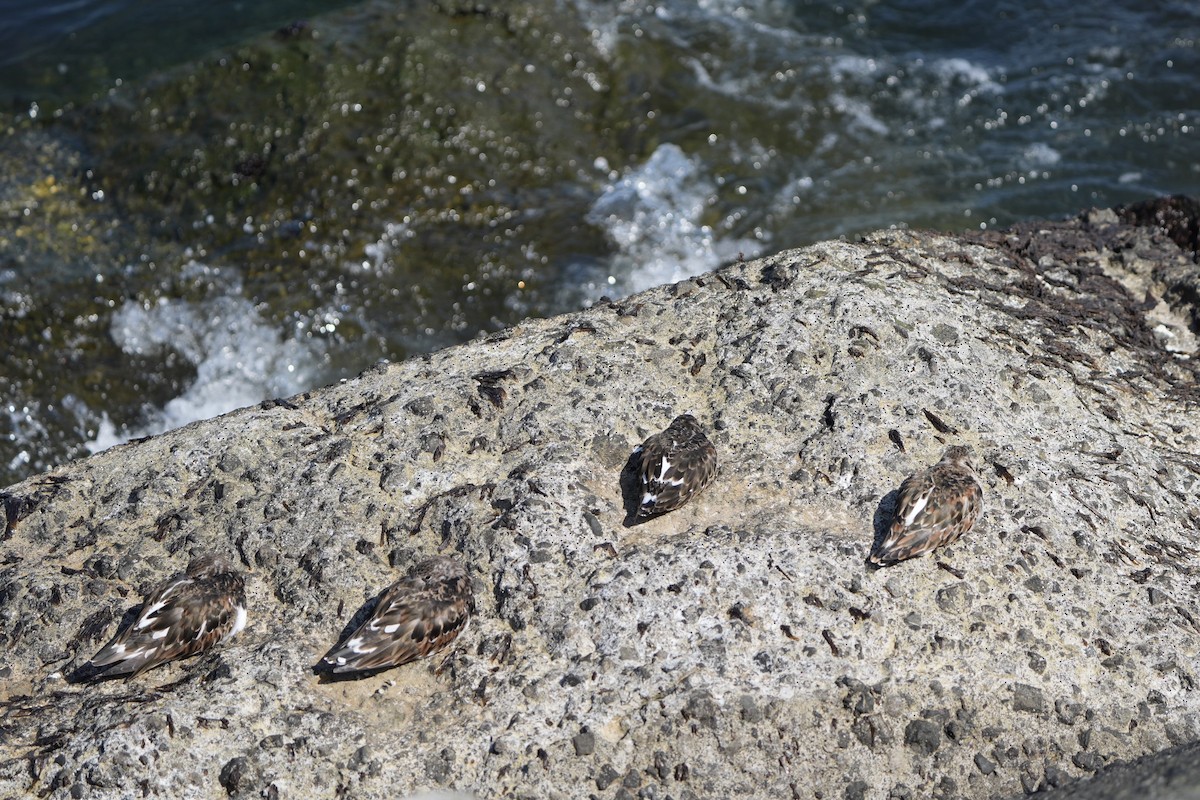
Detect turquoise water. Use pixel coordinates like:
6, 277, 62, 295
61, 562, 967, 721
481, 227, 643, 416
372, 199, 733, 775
1, 0, 1197, 486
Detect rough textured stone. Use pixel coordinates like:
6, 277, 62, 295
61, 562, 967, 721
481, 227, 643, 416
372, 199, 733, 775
2, 208, 1200, 800
1045, 740, 1200, 799
905, 719, 943, 755
1013, 683, 1047, 714
572, 731, 595, 756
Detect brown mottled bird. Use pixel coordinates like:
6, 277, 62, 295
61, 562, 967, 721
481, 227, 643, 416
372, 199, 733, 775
317, 556, 474, 676
870, 445, 983, 565
633, 414, 718, 518
85, 554, 247, 678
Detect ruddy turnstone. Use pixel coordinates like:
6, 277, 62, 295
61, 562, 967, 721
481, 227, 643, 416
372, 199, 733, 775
85, 554, 247, 678
870, 445, 983, 565
316, 555, 474, 675
633, 414, 717, 518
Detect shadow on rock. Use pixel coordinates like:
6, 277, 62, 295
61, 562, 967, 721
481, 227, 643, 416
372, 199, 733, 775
67, 662, 110, 684
311, 592, 384, 681
619, 450, 647, 528
866, 489, 900, 569
66, 602, 146, 684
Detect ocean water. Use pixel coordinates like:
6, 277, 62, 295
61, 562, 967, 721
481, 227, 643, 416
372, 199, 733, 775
1, 0, 1197, 486
0, 0, 362, 108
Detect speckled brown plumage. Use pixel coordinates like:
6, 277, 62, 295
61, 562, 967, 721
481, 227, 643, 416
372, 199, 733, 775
870, 445, 983, 566
317, 555, 474, 675
85, 554, 247, 678
633, 414, 717, 517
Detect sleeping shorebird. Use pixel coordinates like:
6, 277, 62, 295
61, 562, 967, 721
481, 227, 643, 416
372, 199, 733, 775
632, 414, 717, 518
316, 555, 474, 676
84, 554, 247, 678
870, 445, 983, 565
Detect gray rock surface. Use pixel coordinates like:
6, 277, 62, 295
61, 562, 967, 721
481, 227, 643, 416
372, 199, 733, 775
2, 206, 1200, 800
1033, 739, 1200, 799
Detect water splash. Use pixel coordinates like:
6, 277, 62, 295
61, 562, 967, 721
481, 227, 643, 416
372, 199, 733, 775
86, 270, 324, 454
580, 144, 765, 300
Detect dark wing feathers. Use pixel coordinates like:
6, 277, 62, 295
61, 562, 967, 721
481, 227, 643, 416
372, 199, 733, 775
635, 415, 717, 517
319, 558, 474, 675
87, 576, 195, 675
871, 463, 982, 565
86, 565, 246, 677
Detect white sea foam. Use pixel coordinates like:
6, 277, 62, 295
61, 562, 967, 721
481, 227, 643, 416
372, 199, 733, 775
829, 91, 890, 136
86, 267, 324, 454
893, 56, 1001, 118
932, 57, 1000, 92
580, 144, 765, 300
4, 403, 43, 471
829, 54, 883, 82
685, 57, 794, 111
772, 175, 816, 211
356, 220, 413, 274
1022, 143, 1062, 167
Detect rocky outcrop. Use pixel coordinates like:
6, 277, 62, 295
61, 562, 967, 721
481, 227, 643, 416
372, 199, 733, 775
2, 204, 1200, 799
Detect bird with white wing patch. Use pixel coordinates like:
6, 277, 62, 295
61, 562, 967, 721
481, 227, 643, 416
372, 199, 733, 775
316, 555, 474, 677
870, 445, 984, 566
83, 553, 247, 679
631, 414, 717, 518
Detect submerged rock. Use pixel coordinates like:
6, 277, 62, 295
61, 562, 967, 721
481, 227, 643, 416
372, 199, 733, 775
2, 206, 1199, 799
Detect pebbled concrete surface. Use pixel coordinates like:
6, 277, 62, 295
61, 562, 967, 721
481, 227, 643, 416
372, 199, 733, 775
2, 205, 1200, 799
